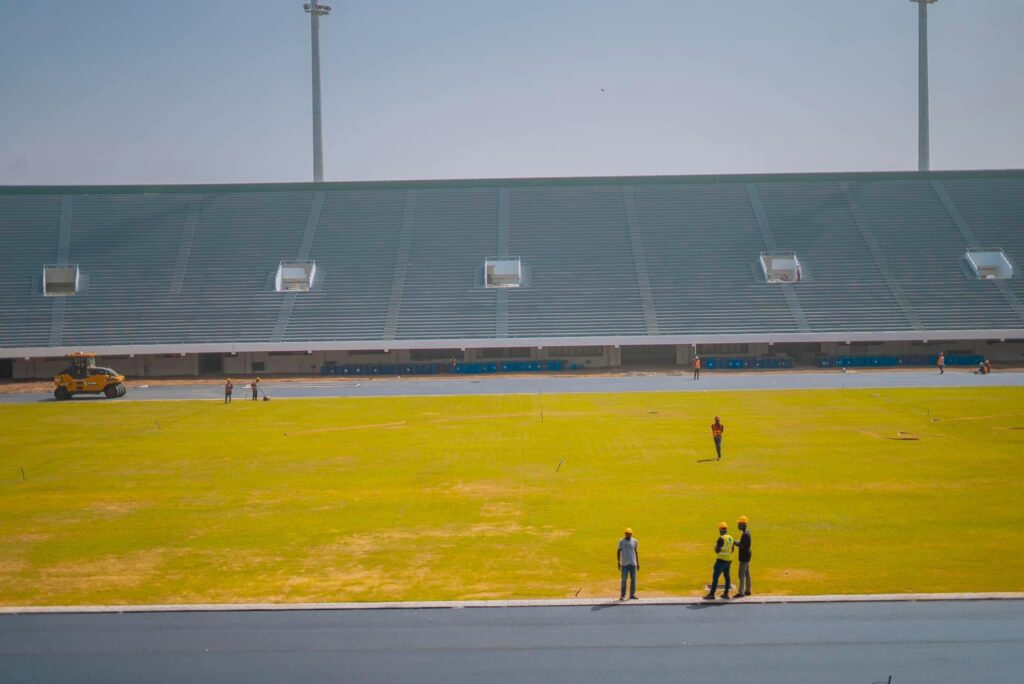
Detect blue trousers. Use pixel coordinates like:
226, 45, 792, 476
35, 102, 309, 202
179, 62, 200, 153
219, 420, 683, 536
710, 559, 732, 594
620, 565, 637, 598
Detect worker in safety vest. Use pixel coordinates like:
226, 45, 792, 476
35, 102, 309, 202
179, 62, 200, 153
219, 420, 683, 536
703, 522, 735, 600
224, 379, 233, 404
711, 416, 725, 461
251, 377, 260, 401
693, 355, 701, 381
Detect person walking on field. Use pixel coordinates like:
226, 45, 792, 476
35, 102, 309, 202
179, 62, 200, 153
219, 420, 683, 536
937, 352, 945, 375
711, 416, 725, 461
693, 355, 701, 381
617, 528, 640, 600
224, 378, 233, 404
735, 516, 752, 597
703, 522, 735, 600
251, 377, 260, 401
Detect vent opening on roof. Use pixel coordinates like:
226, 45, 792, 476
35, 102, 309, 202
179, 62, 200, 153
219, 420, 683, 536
485, 257, 522, 288
276, 259, 316, 292
43, 265, 79, 296
760, 251, 802, 283
965, 250, 1012, 280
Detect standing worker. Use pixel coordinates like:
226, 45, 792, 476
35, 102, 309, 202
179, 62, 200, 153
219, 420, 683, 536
693, 355, 701, 381
617, 527, 640, 601
703, 522, 734, 600
937, 352, 945, 375
251, 377, 260, 401
735, 516, 752, 597
224, 378, 233, 404
711, 416, 725, 461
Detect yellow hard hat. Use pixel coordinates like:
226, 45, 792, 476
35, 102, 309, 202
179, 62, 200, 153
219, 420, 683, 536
624, 527, 633, 534
737, 516, 749, 524
718, 522, 728, 529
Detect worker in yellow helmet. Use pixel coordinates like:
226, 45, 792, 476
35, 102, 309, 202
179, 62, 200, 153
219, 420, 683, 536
617, 527, 639, 600
735, 516, 752, 597
702, 522, 735, 600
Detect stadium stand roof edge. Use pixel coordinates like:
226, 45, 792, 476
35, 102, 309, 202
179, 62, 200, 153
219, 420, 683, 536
3, 168, 1023, 196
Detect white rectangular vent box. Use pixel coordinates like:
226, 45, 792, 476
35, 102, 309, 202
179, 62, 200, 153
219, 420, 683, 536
966, 250, 1012, 280
760, 252, 802, 283
276, 259, 317, 292
43, 264, 79, 296
485, 257, 522, 288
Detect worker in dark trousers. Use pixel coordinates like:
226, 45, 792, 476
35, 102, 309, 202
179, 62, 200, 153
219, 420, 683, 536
711, 416, 725, 461
937, 352, 945, 375
693, 355, 701, 380
224, 378, 233, 404
703, 522, 735, 600
735, 516, 752, 597
251, 377, 260, 401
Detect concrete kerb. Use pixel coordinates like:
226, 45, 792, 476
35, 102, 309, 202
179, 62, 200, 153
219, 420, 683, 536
3, 592, 1023, 615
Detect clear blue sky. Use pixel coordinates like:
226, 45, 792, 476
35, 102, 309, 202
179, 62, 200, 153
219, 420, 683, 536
1, 1, 1021, 185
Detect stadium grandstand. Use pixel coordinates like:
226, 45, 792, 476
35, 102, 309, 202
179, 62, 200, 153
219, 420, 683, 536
1, 168, 1022, 380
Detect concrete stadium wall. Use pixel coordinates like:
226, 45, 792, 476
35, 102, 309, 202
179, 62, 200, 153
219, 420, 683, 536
8, 341, 1023, 380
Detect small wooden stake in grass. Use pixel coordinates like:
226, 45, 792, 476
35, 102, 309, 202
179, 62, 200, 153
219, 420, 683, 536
556, 459, 564, 472
20, 466, 25, 481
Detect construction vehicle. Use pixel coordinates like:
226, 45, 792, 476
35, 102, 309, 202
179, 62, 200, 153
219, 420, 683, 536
53, 353, 126, 400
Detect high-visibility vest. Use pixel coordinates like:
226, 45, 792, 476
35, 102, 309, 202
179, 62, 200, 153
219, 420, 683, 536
717, 534, 734, 561
712, 423, 724, 437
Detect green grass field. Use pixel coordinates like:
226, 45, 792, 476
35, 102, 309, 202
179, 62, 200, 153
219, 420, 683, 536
1, 386, 1022, 606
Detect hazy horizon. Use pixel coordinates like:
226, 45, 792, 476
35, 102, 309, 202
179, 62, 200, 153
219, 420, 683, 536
1, 1, 1022, 185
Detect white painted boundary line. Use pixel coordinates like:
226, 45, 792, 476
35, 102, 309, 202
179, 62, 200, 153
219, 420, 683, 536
4, 592, 1023, 615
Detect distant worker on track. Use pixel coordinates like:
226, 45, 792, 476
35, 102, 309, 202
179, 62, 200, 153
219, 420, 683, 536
224, 378, 233, 404
937, 352, 945, 375
711, 416, 725, 461
703, 522, 734, 600
735, 516, 752, 597
251, 377, 260, 401
693, 355, 701, 381
617, 527, 640, 601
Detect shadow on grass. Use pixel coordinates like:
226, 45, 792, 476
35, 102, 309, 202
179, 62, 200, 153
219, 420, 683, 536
696, 458, 718, 463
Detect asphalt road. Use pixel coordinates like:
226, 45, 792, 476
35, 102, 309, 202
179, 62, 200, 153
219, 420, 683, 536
3, 369, 1022, 404
1, 600, 1021, 683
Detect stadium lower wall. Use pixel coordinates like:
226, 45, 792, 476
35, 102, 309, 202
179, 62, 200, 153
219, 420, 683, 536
8, 340, 1024, 380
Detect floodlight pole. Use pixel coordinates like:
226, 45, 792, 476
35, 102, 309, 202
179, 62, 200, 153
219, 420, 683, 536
304, 3, 332, 182
911, 0, 938, 172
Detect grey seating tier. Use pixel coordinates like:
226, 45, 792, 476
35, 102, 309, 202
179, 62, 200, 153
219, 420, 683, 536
2, 170, 1022, 351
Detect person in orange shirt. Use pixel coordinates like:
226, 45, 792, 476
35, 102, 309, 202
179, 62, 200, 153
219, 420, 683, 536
711, 416, 725, 460
693, 355, 702, 381
251, 377, 260, 401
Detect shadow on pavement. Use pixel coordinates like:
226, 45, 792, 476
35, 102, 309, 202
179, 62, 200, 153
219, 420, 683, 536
687, 602, 731, 610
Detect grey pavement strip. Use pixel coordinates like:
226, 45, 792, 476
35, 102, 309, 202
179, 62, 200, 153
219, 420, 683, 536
4, 592, 1022, 615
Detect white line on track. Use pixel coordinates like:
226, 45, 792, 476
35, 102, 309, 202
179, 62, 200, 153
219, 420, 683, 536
4, 592, 1023, 614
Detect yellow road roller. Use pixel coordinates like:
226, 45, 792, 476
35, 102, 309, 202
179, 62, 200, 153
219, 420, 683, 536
53, 352, 126, 400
